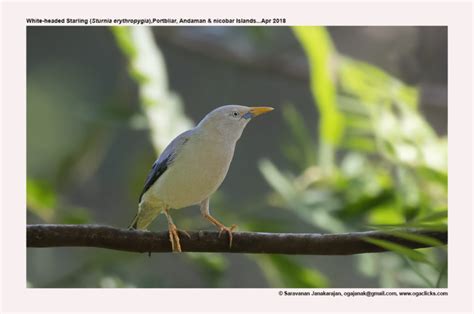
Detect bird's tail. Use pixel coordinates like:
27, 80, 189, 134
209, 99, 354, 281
128, 213, 139, 230
129, 202, 159, 230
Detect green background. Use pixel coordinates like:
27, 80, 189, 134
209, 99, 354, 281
27, 26, 447, 288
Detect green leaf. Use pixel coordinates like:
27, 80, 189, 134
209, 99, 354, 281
110, 27, 136, 58
342, 137, 377, 152
414, 210, 448, 223
385, 230, 446, 250
27, 178, 57, 222
110, 26, 193, 154
292, 26, 344, 174
402, 257, 436, 288
339, 56, 419, 109
258, 159, 296, 201
363, 237, 430, 264
417, 166, 447, 186
368, 206, 405, 225
367, 222, 447, 232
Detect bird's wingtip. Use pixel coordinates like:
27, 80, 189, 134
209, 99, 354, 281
128, 215, 139, 230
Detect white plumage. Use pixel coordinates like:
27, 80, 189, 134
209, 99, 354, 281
130, 105, 274, 252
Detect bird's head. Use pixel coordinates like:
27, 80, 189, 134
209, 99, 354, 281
196, 105, 274, 143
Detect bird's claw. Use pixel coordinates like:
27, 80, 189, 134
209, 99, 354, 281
218, 224, 237, 248
178, 228, 191, 239
168, 224, 183, 253
168, 224, 191, 252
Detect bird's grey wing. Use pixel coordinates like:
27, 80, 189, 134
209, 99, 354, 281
138, 129, 193, 203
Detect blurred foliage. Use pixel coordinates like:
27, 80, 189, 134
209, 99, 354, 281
293, 27, 343, 175
27, 178, 57, 222
109, 26, 328, 288
27, 178, 92, 224
185, 253, 228, 287
112, 26, 227, 287
99, 276, 136, 288
27, 26, 447, 288
259, 26, 447, 288
279, 105, 317, 171
111, 27, 193, 153
255, 255, 328, 288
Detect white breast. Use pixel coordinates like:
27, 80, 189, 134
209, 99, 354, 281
145, 136, 235, 209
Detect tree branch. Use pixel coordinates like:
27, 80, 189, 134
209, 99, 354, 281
27, 224, 447, 255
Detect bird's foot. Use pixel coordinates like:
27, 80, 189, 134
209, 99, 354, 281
167, 224, 191, 252
178, 228, 191, 239
168, 223, 183, 253
218, 224, 238, 248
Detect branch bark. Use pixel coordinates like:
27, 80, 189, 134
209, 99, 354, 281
27, 224, 447, 255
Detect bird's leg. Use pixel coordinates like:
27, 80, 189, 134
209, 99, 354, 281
204, 214, 237, 247
200, 198, 237, 248
162, 208, 188, 252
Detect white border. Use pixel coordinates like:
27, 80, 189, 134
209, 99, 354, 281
1, 1, 472, 313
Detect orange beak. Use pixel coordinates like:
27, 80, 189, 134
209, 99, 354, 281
248, 106, 274, 117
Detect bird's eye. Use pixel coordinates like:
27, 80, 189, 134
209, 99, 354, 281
231, 111, 240, 118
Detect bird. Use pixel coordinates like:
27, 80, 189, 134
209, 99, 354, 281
129, 105, 274, 252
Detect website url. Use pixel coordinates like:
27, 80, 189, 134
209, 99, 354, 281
279, 290, 448, 297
